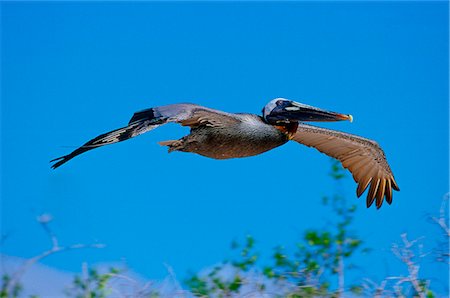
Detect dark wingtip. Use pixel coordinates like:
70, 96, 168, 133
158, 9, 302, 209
366, 195, 375, 208
392, 179, 400, 191
376, 200, 383, 209
50, 156, 64, 163
356, 188, 362, 198
50, 155, 71, 169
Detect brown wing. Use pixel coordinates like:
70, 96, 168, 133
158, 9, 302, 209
291, 123, 399, 209
128, 103, 240, 128
176, 107, 240, 128
51, 104, 240, 169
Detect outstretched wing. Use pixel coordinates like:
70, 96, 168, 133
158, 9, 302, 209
50, 103, 238, 169
291, 123, 399, 209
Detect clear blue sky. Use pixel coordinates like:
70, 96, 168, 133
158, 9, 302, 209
1, 1, 448, 294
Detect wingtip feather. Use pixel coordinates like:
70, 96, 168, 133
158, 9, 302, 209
392, 179, 400, 191
387, 180, 393, 204
375, 179, 386, 209
50, 155, 71, 169
366, 195, 375, 208
49, 156, 65, 163
357, 176, 372, 198
366, 178, 380, 208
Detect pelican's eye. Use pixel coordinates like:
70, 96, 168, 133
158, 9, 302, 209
276, 100, 284, 105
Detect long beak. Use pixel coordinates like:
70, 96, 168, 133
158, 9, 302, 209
279, 101, 353, 122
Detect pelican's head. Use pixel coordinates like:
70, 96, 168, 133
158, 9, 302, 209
263, 98, 353, 125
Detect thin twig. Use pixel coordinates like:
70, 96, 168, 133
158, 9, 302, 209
391, 234, 426, 298
431, 194, 450, 237
5, 214, 104, 294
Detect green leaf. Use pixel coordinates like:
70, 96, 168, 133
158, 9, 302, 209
350, 285, 363, 295
263, 267, 275, 278
229, 276, 242, 292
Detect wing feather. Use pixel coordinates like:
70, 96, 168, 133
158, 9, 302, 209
376, 179, 386, 208
385, 180, 393, 205
357, 176, 372, 198
291, 123, 399, 208
367, 177, 380, 208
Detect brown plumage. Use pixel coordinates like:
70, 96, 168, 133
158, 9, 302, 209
292, 124, 399, 208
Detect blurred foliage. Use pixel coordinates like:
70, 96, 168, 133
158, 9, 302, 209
65, 266, 120, 298
0, 275, 22, 298
185, 160, 367, 297
186, 235, 264, 297
263, 161, 365, 296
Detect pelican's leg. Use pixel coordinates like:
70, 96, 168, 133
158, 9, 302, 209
158, 140, 182, 153
159, 135, 195, 153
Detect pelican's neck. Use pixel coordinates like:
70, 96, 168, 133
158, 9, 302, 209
273, 122, 299, 139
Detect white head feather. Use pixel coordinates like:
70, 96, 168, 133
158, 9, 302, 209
263, 98, 288, 120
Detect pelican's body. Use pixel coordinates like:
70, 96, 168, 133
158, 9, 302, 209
161, 113, 289, 159
51, 99, 399, 209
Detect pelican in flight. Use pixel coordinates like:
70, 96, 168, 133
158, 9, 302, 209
51, 98, 399, 208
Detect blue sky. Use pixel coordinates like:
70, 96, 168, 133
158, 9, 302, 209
1, 1, 449, 294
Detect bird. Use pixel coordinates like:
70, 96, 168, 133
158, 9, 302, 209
50, 98, 399, 209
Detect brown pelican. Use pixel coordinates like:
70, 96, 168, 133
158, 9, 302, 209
51, 98, 399, 209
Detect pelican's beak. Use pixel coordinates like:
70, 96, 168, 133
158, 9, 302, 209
275, 101, 353, 123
